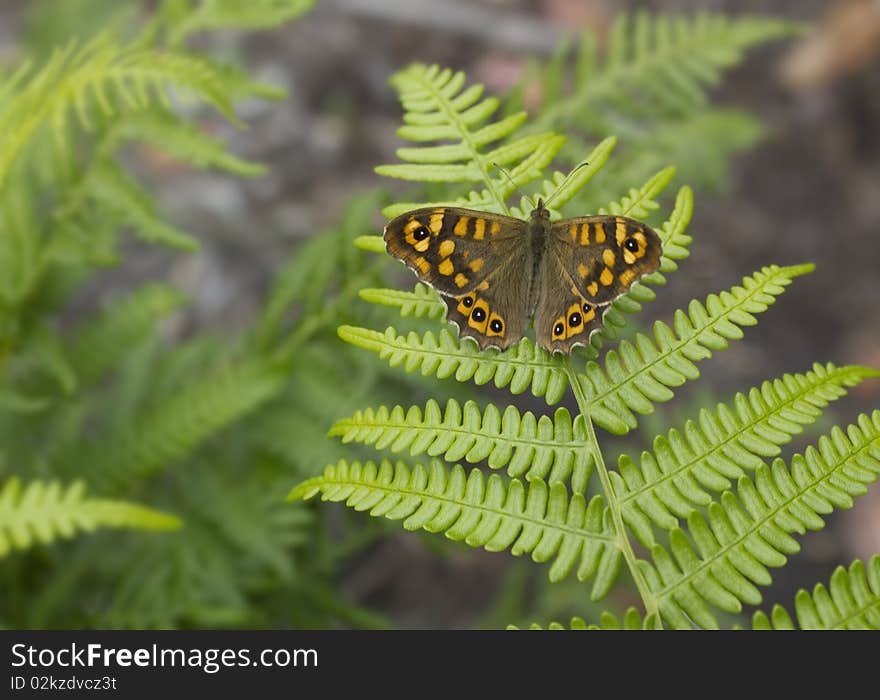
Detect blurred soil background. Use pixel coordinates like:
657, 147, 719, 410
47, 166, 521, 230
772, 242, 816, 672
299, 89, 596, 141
1, 0, 878, 627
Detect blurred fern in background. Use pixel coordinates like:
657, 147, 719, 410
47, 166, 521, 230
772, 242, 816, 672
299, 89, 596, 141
0, 0, 416, 629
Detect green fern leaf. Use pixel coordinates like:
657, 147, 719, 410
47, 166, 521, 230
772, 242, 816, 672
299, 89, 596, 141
330, 399, 593, 492
512, 607, 659, 630
0, 34, 259, 189
0, 477, 180, 557
376, 63, 564, 216
641, 410, 880, 629
359, 283, 446, 320
120, 110, 266, 176
290, 459, 620, 593
338, 326, 567, 405
530, 13, 801, 134
751, 556, 880, 630
68, 283, 187, 385
165, 0, 316, 46
613, 363, 878, 546
88, 160, 198, 250
71, 359, 286, 487
577, 264, 814, 435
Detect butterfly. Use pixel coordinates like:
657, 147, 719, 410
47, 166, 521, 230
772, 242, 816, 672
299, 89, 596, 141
383, 197, 662, 354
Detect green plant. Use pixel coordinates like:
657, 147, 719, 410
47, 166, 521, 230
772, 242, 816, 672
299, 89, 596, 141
0, 0, 427, 629
291, 59, 880, 630
509, 12, 802, 203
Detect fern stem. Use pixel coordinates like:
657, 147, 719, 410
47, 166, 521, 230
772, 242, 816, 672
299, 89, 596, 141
563, 357, 660, 621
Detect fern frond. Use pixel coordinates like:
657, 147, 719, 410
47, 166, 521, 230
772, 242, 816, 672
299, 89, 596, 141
338, 326, 567, 405
120, 110, 266, 176
68, 284, 187, 385
512, 607, 658, 630
751, 556, 880, 630
165, 0, 317, 46
358, 283, 446, 321
88, 160, 199, 250
641, 410, 880, 629
578, 264, 814, 435
511, 136, 617, 218
530, 13, 800, 134
0, 477, 180, 557
0, 34, 251, 188
290, 459, 621, 594
376, 63, 564, 216
70, 359, 286, 487
330, 399, 593, 492
613, 363, 878, 546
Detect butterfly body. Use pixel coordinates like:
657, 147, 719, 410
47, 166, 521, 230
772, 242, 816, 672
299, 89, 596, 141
384, 200, 662, 354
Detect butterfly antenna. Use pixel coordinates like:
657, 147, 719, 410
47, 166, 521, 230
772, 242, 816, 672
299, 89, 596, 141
491, 162, 534, 212
542, 161, 591, 210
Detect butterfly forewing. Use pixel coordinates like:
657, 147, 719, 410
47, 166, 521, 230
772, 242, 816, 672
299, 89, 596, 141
548, 215, 662, 305
384, 207, 526, 297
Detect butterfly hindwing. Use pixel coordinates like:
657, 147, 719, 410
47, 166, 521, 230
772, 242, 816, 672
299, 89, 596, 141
441, 242, 534, 351
534, 251, 607, 353
384, 207, 526, 297
549, 215, 662, 305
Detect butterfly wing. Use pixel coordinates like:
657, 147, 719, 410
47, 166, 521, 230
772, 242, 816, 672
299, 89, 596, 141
533, 252, 607, 353
534, 215, 662, 353
441, 246, 533, 351
548, 215, 662, 304
384, 207, 526, 296
385, 207, 534, 350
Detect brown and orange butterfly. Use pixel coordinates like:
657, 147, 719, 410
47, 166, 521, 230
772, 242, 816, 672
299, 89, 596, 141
384, 196, 662, 354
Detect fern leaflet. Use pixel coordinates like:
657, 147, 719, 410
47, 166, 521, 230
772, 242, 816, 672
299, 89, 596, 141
613, 363, 879, 546
528, 13, 801, 134
338, 326, 567, 405
0, 477, 180, 557
376, 63, 565, 217
641, 410, 880, 628
330, 399, 593, 492
751, 556, 880, 630
290, 459, 621, 596
577, 264, 814, 434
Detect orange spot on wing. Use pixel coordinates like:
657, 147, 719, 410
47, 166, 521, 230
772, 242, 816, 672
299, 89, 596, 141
615, 218, 627, 245
430, 211, 444, 234
473, 219, 486, 240
438, 259, 454, 276
414, 257, 431, 275
438, 240, 455, 258
619, 268, 637, 287
454, 273, 469, 288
